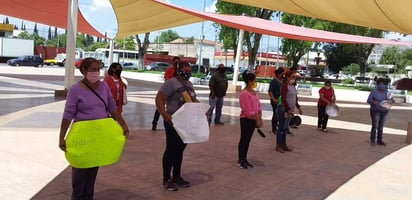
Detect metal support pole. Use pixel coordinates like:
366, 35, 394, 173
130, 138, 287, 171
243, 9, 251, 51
64, 0, 78, 89
232, 29, 244, 86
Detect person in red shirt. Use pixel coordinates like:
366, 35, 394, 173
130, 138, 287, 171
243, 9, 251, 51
152, 56, 180, 130
163, 56, 180, 80
317, 80, 336, 132
104, 62, 127, 113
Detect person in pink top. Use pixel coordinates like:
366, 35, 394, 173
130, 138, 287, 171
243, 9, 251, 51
317, 80, 336, 132
237, 72, 262, 169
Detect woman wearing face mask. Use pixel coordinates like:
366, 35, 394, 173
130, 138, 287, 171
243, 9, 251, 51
276, 71, 302, 153
367, 78, 395, 146
104, 62, 127, 113
58, 57, 129, 200
237, 72, 262, 169
155, 61, 199, 191
317, 80, 336, 132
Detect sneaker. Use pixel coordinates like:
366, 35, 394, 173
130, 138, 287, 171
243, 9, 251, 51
377, 141, 386, 146
152, 124, 157, 131
317, 127, 322, 131
215, 121, 224, 125
322, 128, 328, 132
244, 160, 254, 168
163, 179, 178, 191
172, 177, 191, 187
237, 160, 248, 169
370, 141, 376, 146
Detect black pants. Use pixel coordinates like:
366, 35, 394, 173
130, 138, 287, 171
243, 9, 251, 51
72, 167, 99, 200
317, 105, 329, 129
271, 102, 278, 132
163, 121, 187, 180
238, 118, 255, 161
152, 109, 160, 126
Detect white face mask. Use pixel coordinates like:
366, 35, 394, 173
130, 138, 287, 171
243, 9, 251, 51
86, 72, 100, 83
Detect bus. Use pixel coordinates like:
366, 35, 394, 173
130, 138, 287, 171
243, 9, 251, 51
95, 48, 140, 67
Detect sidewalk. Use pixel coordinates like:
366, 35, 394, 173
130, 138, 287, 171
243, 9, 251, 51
0, 66, 411, 199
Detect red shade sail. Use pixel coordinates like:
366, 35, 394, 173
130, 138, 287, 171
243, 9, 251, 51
0, 0, 105, 38
154, 0, 412, 46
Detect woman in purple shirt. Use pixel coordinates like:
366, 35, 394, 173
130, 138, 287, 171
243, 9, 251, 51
237, 72, 262, 169
58, 57, 129, 200
367, 78, 394, 146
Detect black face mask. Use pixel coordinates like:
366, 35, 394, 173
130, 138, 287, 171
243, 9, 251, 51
114, 70, 122, 77
178, 70, 191, 80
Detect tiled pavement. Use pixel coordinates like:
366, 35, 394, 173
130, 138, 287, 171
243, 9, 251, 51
0, 65, 412, 200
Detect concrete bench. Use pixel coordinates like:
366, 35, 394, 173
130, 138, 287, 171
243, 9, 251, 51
296, 84, 312, 96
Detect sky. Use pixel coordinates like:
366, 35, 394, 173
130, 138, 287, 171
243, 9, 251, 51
1, 0, 411, 51
1, 0, 221, 42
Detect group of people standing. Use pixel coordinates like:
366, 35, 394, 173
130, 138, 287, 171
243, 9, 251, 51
58, 57, 395, 198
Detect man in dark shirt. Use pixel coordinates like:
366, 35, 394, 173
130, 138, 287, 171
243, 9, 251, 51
207, 64, 228, 125
268, 67, 284, 134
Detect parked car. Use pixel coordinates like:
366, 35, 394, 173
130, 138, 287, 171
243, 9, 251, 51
145, 62, 170, 71
43, 59, 57, 66
123, 62, 138, 70
7, 55, 43, 67
190, 64, 206, 73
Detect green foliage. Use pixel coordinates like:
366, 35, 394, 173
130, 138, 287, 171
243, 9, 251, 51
341, 78, 354, 84
323, 43, 357, 73
380, 46, 399, 65
215, 1, 273, 67
341, 63, 360, 75
17, 31, 32, 39
321, 22, 384, 76
153, 30, 179, 43
115, 36, 136, 50
85, 42, 107, 51
280, 13, 324, 68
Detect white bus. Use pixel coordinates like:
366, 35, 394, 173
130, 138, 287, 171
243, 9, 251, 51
95, 48, 139, 67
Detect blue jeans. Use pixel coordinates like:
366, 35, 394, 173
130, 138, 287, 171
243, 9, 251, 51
370, 109, 388, 143
276, 104, 291, 145
271, 102, 278, 132
207, 96, 224, 122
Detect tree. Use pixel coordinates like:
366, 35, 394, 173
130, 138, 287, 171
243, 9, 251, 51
17, 31, 32, 40
135, 33, 151, 70
341, 63, 360, 75
280, 13, 324, 68
380, 46, 399, 65
396, 48, 412, 73
215, 1, 274, 69
154, 30, 179, 43
322, 22, 385, 76
33, 23, 38, 34
115, 36, 136, 50
47, 26, 52, 40
323, 43, 357, 73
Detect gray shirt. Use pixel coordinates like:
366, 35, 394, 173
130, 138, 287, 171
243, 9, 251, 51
159, 77, 196, 114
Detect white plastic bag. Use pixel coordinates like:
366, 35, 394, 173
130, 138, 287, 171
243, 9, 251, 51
172, 103, 210, 143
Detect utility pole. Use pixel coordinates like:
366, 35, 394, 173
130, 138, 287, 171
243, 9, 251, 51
198, 0, 206, 73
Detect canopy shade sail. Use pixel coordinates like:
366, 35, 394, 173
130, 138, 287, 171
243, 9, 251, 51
222, 0, 412, 35
151, 0, 412, 46
1, 0, 105, 38
111, 0, 203, 38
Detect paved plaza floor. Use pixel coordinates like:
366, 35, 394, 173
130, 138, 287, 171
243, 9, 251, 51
0, 66, 411, 200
